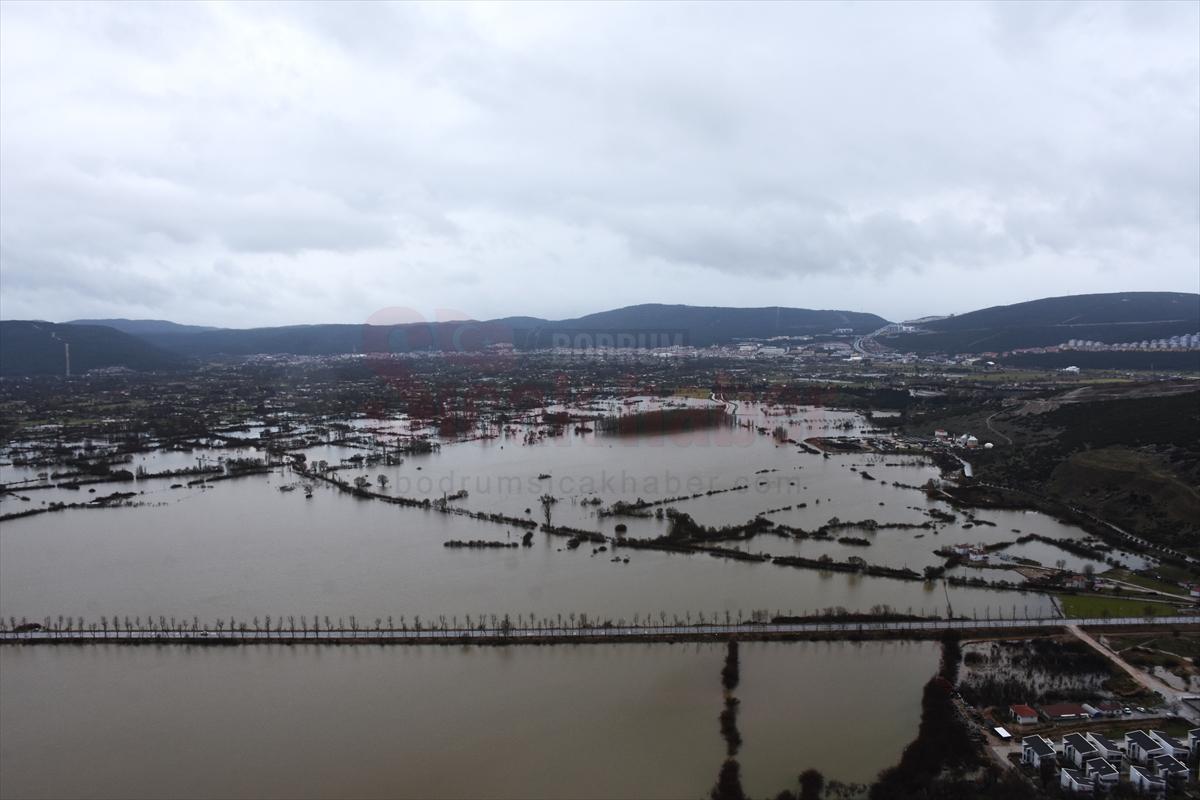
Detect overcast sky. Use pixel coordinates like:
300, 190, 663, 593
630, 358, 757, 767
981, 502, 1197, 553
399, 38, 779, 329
1, 1, 1197, 328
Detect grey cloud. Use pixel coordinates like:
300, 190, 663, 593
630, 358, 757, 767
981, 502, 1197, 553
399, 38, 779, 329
619, 202, 1022, 279
0, 1, 1196, 325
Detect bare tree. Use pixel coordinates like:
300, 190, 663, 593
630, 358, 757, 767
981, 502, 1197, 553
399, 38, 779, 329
539, 493, 556, 528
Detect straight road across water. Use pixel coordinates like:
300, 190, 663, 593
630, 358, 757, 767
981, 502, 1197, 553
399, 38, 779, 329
3, 615, 1195, 646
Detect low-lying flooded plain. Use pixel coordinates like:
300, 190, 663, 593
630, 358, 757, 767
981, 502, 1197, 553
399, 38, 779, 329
1, 402, 1109, 625
0, 398, 1138, 799
0, 640, 938, 799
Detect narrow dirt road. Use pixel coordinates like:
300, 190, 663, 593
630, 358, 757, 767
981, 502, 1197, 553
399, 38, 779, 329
985, 411, 1013, 446
1067, 624, 1199, 724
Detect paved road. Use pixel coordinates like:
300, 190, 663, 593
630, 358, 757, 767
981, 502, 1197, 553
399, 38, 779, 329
3, 615, 1195, 646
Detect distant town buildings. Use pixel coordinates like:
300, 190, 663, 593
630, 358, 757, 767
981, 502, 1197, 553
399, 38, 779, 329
1060, 333, 1200, 352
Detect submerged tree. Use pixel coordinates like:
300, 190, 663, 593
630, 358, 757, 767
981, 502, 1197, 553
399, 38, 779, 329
798, 769, 825, 800
539, 493, 557, 528
722, 640, 740, 691
710, 759, 746, 800
719, 697, 742, 756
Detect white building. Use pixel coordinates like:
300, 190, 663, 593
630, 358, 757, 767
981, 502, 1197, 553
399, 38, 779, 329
1063, 733, 1099, 769
1130, 765, 1166, 796
1084, 732, 1122, 765
1126, 730, 1164, 765
1059, 768, 1094, 795
1148, 731, 1188, 761
1010, 704, 1038, 725
1150, 754, 1189, 784
1022, 735, 1056, 769
1083, 758, 1119, 791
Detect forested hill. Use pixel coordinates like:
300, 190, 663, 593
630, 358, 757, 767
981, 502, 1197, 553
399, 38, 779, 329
89, 305, 890, 358
539, 304, 887, 348
67, 319, 219, 336
882, 292, 1199, 354
0, 321, 182, 377
4, 294, 1195, 373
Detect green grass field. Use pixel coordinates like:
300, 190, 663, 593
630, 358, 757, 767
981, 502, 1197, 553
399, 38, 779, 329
1102, 568, 1192, 597
1058, 594, 1179, 619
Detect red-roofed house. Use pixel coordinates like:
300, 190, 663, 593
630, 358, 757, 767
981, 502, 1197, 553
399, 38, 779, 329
1010, 704, 1038, 725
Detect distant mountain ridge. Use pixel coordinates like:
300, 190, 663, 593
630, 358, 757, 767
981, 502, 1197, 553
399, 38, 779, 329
882, 292, 1199, 354
0, 321, 182, 376
556, 304, 881, 346
76, 304, 890, 359
67, 319, 220, 335
2, 293, 1197, 375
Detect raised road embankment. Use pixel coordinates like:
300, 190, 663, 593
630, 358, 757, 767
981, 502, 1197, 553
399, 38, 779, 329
2, 615, 1195, 647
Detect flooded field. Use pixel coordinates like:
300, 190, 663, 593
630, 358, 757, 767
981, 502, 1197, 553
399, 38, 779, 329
0, 404, 1088, 623
0, 400, 1122, 799
0, 640, 938, 799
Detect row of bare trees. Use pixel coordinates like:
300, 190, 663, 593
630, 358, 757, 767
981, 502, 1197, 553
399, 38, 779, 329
1, 607, 827, 638
1, 604, 1131, 640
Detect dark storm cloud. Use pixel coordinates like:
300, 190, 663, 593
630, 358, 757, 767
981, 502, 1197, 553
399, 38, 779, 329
1, 1, 1196, 325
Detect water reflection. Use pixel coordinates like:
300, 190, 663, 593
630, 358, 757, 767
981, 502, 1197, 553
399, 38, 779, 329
0, 640, 937, 799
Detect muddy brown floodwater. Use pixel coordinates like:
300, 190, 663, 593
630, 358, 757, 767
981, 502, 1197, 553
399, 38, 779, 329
0, 403, 1092, 799
0, 640, 937, 799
